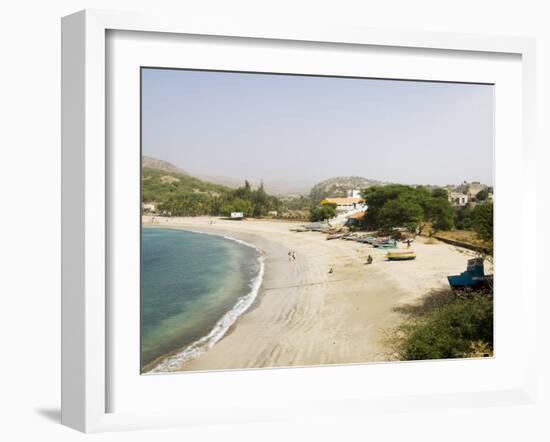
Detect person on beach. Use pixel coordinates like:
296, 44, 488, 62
406, 239, 412, 248
288, 251, 292, 262
328, 267, 333, 274
366, 254, 373, 265
292, 251, 296, 261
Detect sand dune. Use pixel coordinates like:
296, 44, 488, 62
143, 216, 477, 372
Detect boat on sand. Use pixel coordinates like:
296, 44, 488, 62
447, 258, 493, 289
386, 250, 416, 261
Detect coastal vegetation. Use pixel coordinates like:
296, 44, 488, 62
391, 289, 493, 360
142, 166, 281, 217
361, 184, 454, 233
281, 195, 311, 211
446, 202, 494, 252
453, 201, 493, 239
362, 184, 493, 252
309, 203, 336, 222
142, 158, 493, 251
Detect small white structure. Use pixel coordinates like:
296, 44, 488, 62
142, 202, 157, 213
448, 192, 469, 206
321, 197, 367, 214
230, 212, 244, 219
347, 189, 362, 199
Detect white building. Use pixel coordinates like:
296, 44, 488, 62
347, 189, 362, 199
448, 192, 469, 206
142, 202, 157, 213
230, 212, 244, 219
321, 196, 367, 214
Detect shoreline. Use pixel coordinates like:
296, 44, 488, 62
143, 227, 266, 373
142, 216, 476, 372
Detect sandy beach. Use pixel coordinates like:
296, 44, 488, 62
143, 216, 479, 372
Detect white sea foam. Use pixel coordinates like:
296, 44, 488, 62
146, 230, 265, 374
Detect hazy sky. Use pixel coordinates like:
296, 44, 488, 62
142, 68, 493, 187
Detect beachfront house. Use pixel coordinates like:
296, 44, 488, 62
321, 196, 367, 214
142, 202, 157, 213
345, 210, 368, 228
448, 192, 469, 206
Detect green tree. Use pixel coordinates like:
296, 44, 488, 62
233, 180, 252, 200
453, 203, 474, 229
362, 184, 455, 233
361, 184, 413, 227
378, 197, 424, 231
472, 202, 493, 241
476, 188, 489, 201
220, 198, 253, 217
283, 195, 311, 211
310, 204, 336, 222
251, 182, 269, 217
431, 188, 449, 199
395, 292, 493, 361
425, 197, 454, 231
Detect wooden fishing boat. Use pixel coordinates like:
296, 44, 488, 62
343, 234, 359, 241
386, 250, 416, 261
326, 233, 344, 240
447, 258, 492, 289
374, 239, 397, 249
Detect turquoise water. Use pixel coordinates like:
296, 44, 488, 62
141, 227, 263, 372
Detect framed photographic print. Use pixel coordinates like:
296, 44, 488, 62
61, 9, 537, 432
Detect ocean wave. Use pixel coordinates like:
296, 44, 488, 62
145, 231, 265, 373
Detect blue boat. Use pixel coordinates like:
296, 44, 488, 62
374, 239, 397, 249
447, 258, 493, 289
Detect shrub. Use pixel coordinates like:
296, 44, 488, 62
394, 291, 493, 360
309, 204, 336, 222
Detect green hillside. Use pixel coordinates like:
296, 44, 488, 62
141, 166, 230, 203
141, 158, 281, 217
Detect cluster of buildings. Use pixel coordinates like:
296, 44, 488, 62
446, 181, 493, 207
320, 189, 368, 226
320, 189, 367, 214
318, 182, 493, 226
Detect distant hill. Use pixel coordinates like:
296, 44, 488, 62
142, 156, 188, 175
310, 176, 385, 202
141, 158, 231, 203
141, 156, 284, 217
194, 174, 247, 189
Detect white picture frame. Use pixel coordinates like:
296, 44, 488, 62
61, 9, 537, 433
